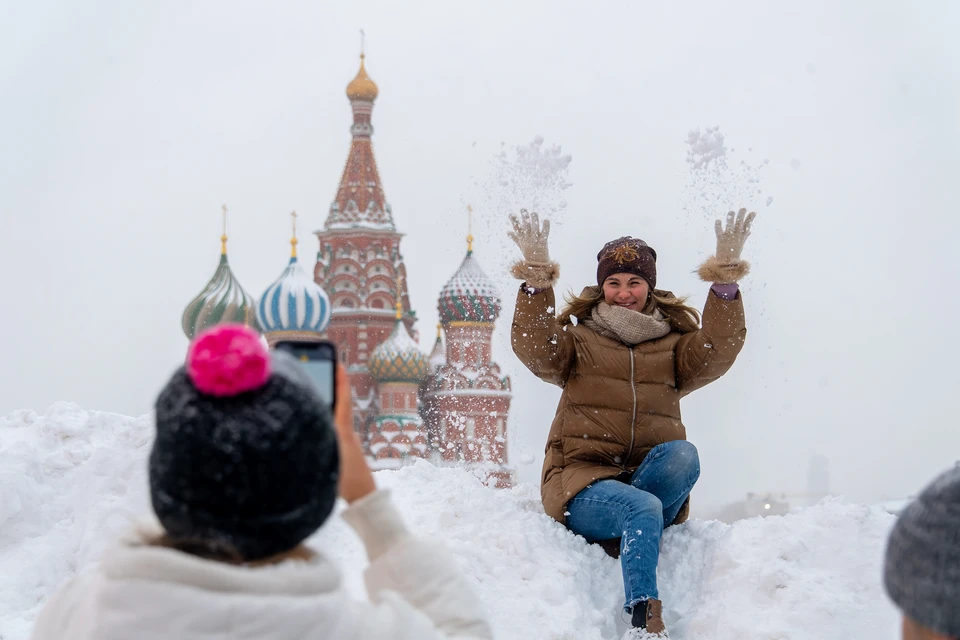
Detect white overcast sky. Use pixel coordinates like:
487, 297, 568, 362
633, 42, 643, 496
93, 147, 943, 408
1, 0, 958, 512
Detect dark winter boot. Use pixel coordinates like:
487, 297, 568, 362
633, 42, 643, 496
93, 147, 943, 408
627, 599, 667, 638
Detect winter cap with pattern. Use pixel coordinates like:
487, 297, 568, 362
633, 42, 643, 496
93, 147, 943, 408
150, 324, 339, 561
883, 464, 960, 637
597, 236, 658, 289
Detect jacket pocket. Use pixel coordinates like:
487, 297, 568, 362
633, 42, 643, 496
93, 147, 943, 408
547, 440, 563, 469
543, 440, 564, 485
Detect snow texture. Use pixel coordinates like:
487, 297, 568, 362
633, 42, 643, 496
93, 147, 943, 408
491, 136, 573, 221
684, 127, 727, 172
681, 126, 772, 222
458, 137, 574, 420
1, 403, 899, 640
467, 135, 573, 270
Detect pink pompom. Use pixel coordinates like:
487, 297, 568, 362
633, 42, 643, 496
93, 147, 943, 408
186, 324, 271, 397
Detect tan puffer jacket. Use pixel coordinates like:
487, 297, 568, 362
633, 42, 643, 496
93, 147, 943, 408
511, 286, 746, 525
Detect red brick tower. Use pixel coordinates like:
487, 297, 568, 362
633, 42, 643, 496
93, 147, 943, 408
421, 225, 513, 487
314, 53, 416, 447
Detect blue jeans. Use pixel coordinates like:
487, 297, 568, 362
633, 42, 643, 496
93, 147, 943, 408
565, 440, 700, 612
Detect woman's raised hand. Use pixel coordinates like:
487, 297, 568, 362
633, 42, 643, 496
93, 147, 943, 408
714, 208, 756, 264
508, 209, 552, 264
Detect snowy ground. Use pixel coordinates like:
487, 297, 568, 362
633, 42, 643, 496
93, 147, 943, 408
1, 403, 899, 639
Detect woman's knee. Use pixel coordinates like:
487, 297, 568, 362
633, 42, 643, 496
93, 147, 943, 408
664, 440, 700, 481
623, 490, 664, 524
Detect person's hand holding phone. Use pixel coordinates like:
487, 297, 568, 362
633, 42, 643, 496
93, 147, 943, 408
333, 364, 376, 503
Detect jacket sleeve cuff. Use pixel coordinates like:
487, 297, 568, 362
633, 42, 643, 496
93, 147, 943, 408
710, 282, 740, 300
341, 490, 411, 561
696, 255, 750, 284
510, 260, 560, 289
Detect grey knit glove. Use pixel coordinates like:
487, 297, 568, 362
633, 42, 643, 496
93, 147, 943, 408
508, 210, 552, 263
697, 208, 756, 284
508, 209, 559, 288
715, 208, 756, 262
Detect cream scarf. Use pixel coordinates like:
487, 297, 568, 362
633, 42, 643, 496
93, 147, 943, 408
582, 301, 672, 346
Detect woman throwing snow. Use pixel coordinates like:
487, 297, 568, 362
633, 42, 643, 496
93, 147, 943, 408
508, 209, 754, 639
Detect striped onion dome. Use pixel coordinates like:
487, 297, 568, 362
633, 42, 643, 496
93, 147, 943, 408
256, 256, 332, 335
437, 250, 502, 323
182, 253, 260, 339
369, 319, 429, 384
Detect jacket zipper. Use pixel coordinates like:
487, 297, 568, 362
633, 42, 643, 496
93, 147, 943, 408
622, 347, 637, 471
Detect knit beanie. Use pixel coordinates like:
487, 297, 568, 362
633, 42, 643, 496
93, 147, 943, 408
883, 464, 960, 637
597, 236, 658, 289
150, 324, 339, 562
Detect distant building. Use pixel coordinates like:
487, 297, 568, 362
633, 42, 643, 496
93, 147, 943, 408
180, 51, 513, 486
181, 207, 260, 340
420, 241, 513, 487
807, 453, 831, 506
711, 492, 793, 524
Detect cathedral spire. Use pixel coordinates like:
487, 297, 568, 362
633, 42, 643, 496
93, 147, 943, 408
324, 48, 394, 231
181, 205, 260, 339
466, 205, 474, 256
220, 204, 229, 255
290, 210, 298, 259
395, 275, 404, 320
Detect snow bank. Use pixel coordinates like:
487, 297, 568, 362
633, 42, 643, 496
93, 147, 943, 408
1, 403, 899, 639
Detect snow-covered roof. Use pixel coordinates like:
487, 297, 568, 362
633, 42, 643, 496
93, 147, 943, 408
438, 251, 502, 323
368, 319, 429, 384
182, 253, 260, 339
257, 256, 331, 334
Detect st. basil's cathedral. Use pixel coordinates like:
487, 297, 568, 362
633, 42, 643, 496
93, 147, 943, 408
180, 53, 513, 488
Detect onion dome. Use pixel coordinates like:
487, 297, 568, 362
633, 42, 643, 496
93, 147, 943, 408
369, 302, 429, 384
256, 212, 332, 335
438, 249, 502, 324
182, 207, 260, 339
346, 54, 378, 102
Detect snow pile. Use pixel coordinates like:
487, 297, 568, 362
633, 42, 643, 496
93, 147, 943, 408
682, 126, 772, 221
0, 405, 154, 640
1, 404, 899, 639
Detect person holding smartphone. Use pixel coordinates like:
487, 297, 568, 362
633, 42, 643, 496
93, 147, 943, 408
31, 324, 493, 640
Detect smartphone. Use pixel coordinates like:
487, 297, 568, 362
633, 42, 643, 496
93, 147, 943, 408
273, 340, 337, 408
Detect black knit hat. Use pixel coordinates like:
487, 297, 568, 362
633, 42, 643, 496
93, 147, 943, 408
150, 324, 339, 561
597, 236, 658, 289
884, 464, 960, 637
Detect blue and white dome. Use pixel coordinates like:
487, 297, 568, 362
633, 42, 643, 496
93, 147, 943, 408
257, 256, 332, 334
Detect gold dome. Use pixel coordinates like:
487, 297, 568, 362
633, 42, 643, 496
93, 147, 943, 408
346, 54, 378, 102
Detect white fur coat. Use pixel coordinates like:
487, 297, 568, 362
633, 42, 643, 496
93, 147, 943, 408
30, 490, 492, 640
